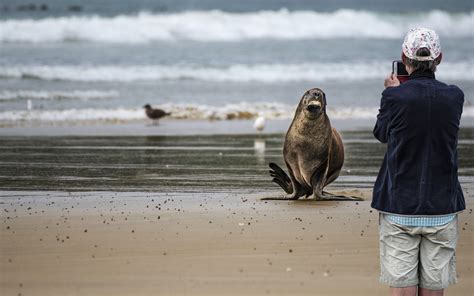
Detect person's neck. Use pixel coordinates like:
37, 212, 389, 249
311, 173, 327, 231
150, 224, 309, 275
409, 68, 435, 79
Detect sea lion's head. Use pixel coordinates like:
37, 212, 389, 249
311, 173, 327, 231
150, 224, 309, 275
298, 88, 327, 120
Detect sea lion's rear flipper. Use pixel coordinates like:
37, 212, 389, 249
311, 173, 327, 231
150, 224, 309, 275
263, 164, 309, 200
319, 191, 364, 201
262, 163, 303, 200
268, 163, 293, 194
269, 163, 291, 183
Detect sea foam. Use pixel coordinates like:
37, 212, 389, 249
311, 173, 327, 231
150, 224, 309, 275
1, 103, 472, 124
0, 9, 472, 43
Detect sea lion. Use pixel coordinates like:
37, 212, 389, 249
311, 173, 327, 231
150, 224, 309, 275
263, 88, 361, 201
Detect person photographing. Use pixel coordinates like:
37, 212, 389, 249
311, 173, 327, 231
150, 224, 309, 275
372, 28, 465, 296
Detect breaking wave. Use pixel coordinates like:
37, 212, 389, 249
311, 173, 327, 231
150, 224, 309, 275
1, 61, 472, 82
0, 9, 472, 43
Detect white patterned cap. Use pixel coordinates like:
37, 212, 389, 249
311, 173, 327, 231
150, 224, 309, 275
402, 28, 441, 61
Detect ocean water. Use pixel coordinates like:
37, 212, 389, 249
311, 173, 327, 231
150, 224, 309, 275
0, 0, 473, 126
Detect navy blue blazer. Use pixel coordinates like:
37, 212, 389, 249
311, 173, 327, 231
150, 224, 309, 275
371, 70, 465, 215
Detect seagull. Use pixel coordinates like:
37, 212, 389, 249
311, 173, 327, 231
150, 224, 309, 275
253, 112, 266, 132
27, 99, 33, 111
143, 104, 171, 124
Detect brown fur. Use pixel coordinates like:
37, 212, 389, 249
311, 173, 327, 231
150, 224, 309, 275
265, 88, 361, 201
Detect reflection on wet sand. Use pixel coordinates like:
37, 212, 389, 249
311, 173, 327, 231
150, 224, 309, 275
0, 128, 472, 192
254, 138, 266, 165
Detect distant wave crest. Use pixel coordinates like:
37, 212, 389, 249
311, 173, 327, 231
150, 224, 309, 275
1, 62, 472, 82
0, 9, 472, 43
0, 90, 118, 101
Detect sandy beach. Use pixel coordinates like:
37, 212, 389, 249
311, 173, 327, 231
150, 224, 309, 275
0, 123, 473, 296
1, 189, 472, 296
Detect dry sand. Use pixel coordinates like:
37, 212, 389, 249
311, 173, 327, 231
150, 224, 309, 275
1, 189, 472, 296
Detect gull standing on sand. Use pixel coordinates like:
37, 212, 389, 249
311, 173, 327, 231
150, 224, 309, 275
143, 104, 171, 124
253, 112, 266, 132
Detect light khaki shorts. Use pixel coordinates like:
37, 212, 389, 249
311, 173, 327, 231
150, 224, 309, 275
378, 213, 458, 290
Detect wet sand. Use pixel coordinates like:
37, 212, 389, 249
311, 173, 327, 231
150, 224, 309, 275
0, 125, 473, 295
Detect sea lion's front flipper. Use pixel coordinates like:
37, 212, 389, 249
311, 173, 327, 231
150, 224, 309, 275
309, 157, 362, 201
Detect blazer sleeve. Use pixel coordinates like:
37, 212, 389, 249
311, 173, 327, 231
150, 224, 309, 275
373, 90, 392, 144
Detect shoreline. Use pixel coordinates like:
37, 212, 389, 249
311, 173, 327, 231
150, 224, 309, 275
1, 117, 472, 137
0, 118, 374, 137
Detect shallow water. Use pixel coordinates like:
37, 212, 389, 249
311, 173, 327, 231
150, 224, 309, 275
0, 128, 472, 192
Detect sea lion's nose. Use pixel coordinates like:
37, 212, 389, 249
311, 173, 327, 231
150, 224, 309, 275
306, 104, 321, 112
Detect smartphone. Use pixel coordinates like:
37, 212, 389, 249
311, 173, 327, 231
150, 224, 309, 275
392, 61, 409, 83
